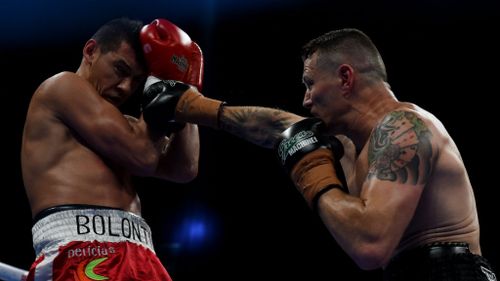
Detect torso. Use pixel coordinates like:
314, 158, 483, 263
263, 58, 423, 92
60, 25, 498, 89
340, 104, 481, 256
21, 73, 141, 218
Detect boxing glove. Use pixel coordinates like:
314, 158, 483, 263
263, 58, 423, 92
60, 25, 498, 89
140, 18, 204, 91
276, 118, 347, 210
142, 77, 224, 134
142, 78, 189, 135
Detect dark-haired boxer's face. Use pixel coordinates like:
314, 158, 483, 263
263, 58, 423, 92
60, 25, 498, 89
89, 41, 146, 106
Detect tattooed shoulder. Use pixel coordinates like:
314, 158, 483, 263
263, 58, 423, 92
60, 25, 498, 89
367, 111, 433, 184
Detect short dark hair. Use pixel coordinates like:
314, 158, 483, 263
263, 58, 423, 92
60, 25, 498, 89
91, 18, 147, 70
302, 28, 387, 82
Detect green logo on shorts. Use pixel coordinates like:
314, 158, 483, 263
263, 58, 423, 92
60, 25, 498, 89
84, 257, 109, 280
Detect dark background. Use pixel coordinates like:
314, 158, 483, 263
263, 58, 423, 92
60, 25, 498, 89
2, 0, 499, 280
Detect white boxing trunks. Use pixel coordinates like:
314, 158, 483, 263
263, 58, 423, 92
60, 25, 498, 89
26, 205, 172, 281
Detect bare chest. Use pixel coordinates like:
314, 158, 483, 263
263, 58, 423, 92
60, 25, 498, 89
344, 147, 370, 196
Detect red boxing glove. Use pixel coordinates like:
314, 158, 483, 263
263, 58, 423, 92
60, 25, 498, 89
140, 19, 204, 91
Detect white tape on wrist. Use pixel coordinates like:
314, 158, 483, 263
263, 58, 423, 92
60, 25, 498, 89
144, 75, 162, 91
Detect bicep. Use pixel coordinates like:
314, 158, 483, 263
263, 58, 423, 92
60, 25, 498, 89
361, 110, 436, 232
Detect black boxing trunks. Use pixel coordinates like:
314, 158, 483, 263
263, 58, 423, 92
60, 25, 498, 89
26, 205, 172, 281
384, 242, 497, 281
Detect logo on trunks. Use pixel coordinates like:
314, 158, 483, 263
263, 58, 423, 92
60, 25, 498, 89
67, 245, 116, 258
75, 215, 152, 245
75, 257, 109, 281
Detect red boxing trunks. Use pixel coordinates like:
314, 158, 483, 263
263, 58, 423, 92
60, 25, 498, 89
26, 205, 172, 281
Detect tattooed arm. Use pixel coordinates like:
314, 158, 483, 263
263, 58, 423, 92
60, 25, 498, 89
313, 110, 434, 270
218, 106, 304, 148
163, 83, 303, 148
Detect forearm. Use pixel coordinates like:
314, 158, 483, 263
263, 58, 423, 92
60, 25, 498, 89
219, 106, 303, 148
316, 190, 406, 270
154, 123, 200, 182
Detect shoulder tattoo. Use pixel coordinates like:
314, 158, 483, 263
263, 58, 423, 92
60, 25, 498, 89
368, 111, 433, 184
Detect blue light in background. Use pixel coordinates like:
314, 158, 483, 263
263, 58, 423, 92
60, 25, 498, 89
185, 219, 207, 243
163, 203, 219, 254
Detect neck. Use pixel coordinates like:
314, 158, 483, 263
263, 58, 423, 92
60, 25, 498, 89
342, 82, 401, 151
76, 61, 86, 77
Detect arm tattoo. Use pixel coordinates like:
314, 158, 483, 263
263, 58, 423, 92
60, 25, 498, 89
219, 106, 297, 148
367, 111, 433, 184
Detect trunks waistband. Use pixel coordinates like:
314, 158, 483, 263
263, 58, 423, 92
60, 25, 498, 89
32, 205, 155, 255
386, 242, 471, 270
397, 242, 470, 260
33, 204, 123, 224
384, 242, 497, 281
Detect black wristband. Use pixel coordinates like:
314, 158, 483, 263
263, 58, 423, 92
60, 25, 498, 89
311, 184, 344, 213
